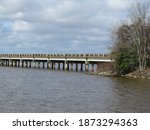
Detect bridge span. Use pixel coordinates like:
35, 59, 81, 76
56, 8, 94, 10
0, 54, 113, 72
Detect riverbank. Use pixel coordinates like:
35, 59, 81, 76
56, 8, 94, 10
123, 69, 150, 79
97, 69, 150, 79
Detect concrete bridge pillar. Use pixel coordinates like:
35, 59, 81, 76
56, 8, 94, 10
43, 62, 45, 69
17, 60, 20, 67
13, 60, 16, 67
62, 62, 64, 70
47, 61, 51, 69
22, 61, 24, 67
11, 60, 13, 67
15, 61, 17, 67
38, 61, 40, 68
81, 63, 83, 71
58, 62, 60, 70
5, 61, 7, 66
53, 62, 55, 70
25, 61, 28, 68
2, 61, 4, 66
29, 61, 32, 68
71, 63, 73, 71
14, 61, 16, 67
76, 63, 78, 71
19, 60, 22, 67
23, 61, 25, 67
67, 62, 69, 70
9, 60, 11, 66
65, 60, 68, 70
7, 60, 9, 66
33, 61, 36, 68
92, 64, 94, 72
13, 61, 15, 67
85, 61, 89, 72
51, 62, 54, 69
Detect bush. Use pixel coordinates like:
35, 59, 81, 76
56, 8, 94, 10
115, 47, 139, 75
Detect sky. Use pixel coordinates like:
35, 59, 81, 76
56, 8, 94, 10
0, 0, 147, 54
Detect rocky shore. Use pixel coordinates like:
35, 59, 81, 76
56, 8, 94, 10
123, 69, 150, 79
97, 69, 150, 79
98, 71, 118, 77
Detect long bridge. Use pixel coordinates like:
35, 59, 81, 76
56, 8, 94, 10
0, 54, 113, 72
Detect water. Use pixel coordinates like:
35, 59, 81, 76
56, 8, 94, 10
0, 67, 150, 113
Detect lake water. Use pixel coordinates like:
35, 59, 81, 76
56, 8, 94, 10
0, 67, 150, 113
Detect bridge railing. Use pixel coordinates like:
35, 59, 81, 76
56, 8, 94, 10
0, 54, 111, 59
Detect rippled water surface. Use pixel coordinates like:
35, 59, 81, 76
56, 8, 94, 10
0, 67, 150, 113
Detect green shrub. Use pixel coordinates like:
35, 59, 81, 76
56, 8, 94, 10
115, 47, 139, 75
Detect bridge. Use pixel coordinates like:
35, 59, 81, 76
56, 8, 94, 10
0, 54, 113, 72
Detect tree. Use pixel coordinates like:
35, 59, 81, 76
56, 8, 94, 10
111, 2, 150, 74
126, 2, 150, 71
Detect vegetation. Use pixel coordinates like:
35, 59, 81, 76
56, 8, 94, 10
111, 2, 150, 75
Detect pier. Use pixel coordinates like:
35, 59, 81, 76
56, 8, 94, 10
0, 54, 113, 72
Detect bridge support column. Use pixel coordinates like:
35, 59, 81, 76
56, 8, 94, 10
63, 62, 65, 70
19, 60, 21, 67
43, 62, 45, 69
53, 62, 55, 70
8, 59, 11, 66
15, 61, 17, 67
1, 61, 3, 66
65, 61, 69, 70
92, 64, 94, 72
51, 62, 54, 69
71, 63, 73, 71
7, 60, 9, 66
17, 61, 19, 67
85, 61, 89, 72
38, 62, 40, 68
33, 61, 36, 68
81, 63, 83, 71
11, 61, 13, 67
76, 63, 78, 71
15, 60, 17, 67
12, 61, 14, 67
5, 61, 7, 66
47, 61, 50, 69
25, 61, 28, 68
57, 62, 60, 70
7, 61, 9, 66
23, 61, 26, 67
29, 61, 32, 68
21, 61, 24, 67
67, 63, 69, 70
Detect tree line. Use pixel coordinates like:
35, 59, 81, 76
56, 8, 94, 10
111, 2, 150, 75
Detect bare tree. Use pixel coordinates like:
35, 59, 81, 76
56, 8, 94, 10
126, 2, 150, 71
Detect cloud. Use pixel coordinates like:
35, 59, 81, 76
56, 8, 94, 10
107, 0, 130, 11
0, 0, 147, 54
12, 20, 32, 32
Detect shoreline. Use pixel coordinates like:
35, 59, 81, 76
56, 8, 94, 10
96, 69, 150, 80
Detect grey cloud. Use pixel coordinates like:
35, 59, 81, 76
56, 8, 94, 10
0, 0, 147, 54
